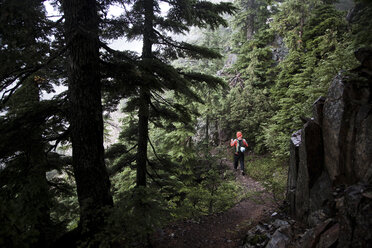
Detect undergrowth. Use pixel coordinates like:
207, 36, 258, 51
246, 155, 288, 205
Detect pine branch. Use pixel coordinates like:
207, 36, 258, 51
108, 154, 137, 176
153, 29, 221, 59
99, 41, 138, 62
1, 45, 68, 105
46, 128, 71, 153
47, 180, 74, 195
180, 71, 226, 89
151, 91, 174, 109
105, 143, 138, 159
120, 0, 137, 26
146, 158, 164, 188
148, 136, 165, 164
149, 98, 160, 113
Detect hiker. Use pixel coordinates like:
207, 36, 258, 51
230, 131, 248, 175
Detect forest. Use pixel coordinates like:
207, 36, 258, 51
0, 0, 371, 247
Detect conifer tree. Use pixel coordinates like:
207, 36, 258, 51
266, 0, 356, 156
62, 0, 113, 243
0, 1, 71, 246
1, 80, 50, 247
107, 0, 235, 187
218, 0, 277, 153
0, 0, 53, 105
232, 0, 272, 43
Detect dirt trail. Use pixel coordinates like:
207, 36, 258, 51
151, 157, 275, 248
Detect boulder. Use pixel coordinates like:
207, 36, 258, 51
243, 223, 270, 248
296, 218, 333, 248
272, 219, 289, 229
317, 223, 339, 248
265, 226, 290, 248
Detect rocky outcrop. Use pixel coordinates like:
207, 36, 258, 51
295, 120, 326, 223
323, 48, 372, 186
287, 118, 332, 225
287, 130, 301, 217
285, 48, 372, 247
312, 96, 326, 125
322, 70, 372, 185
271, 35, 288, 63
337, 183, 372, 247
242, 216, 293, 248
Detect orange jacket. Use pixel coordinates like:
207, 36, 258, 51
230, 138, 248, 154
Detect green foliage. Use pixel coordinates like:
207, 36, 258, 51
147, 117, 240, 218
246, 156, 287, 203
48, 169, 79, 232
105, 112, 241, 245
174, 149, 240, 217
236, 30, 276, 87
266, 2, 358, 157
350, 0, 372, 49
0, 78, 71, 247
222, 84, 274, 154
232, 0, 275, 44
93, 186, 170, 248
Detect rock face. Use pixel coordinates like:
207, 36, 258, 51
286, 49, 372, 247
295, 120, 325, 222
312, 96, 326, 125
287, 119, 332, 225
322, 71, 372, 185
287, 130, 301, 217
271, 35, 288, 63
335, 183, 372, 247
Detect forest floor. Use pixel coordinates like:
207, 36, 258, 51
151, 156, 276, 248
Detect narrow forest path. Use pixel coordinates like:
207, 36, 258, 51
151, 156, 276, 248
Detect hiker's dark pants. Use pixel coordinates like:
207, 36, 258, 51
234, 153, 244, 171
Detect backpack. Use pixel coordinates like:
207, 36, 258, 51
236, 139, 246, 154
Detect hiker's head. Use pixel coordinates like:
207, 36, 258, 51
236, 131, 242, 139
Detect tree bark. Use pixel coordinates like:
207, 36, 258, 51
136, 0, 154, 187
136, 88, 150, 187
205, 113, 209, 148
216, 118, 222, 146
62, 0, 113, 240
246, 0, 256, 40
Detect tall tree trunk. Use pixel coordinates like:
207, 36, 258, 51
298, 0, 305, 49
216, 118, 222, 146
136, 0, 154, 187
136, 88, 150, 187
62, 0, 113, 241
246, 0, 256, 40
205, 113, 209, 148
